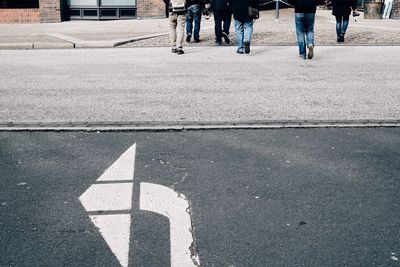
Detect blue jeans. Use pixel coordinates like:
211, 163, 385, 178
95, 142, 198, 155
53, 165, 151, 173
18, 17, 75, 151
234, 19, 253, 52
295, 13, 315, 58
335, 15, 349, 37
186, 4, 202, 40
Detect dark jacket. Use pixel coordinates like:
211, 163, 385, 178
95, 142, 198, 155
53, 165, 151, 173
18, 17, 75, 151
294, 0, 321, 13
332, 0, 356, 16
229, 0, 259, 22
211, 0, 230, 10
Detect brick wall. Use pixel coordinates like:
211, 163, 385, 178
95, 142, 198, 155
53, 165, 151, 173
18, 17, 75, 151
39, 0, 61, 22
0, 8, 40, 23
392, 0, 400, 19
137, 0, 166, 18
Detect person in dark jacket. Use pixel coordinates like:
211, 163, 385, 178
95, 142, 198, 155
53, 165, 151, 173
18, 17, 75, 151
164, 0, 186, 55
230, 0, 259, 54
293, 0, 321, 59
211, 0, 232, 45
332, 0, 358, 42
186, 0, 209, 43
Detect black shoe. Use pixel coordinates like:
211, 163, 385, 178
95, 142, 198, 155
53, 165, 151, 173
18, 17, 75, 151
337, 37, 341, 43
177, 49, 184, 55
307, 44, 314, 59
222, 32, 230, 44
194, 39, 201, 43
216, 40, 222, 46
171, 48, 178, 53
186, 35, 191, 43
244, 41, 250, 54
340, 34, 345, 43
237, 49, 244, 54
352, 11, 360, 17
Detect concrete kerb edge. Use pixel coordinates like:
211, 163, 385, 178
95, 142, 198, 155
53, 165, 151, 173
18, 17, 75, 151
1, 121, 400, 132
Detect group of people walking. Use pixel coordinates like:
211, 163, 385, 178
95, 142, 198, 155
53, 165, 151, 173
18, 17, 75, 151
163, 0, 360, 59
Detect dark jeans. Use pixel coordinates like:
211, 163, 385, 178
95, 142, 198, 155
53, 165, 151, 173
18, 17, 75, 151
295, 13, 315, 58
335, 15, 349, 37
186, 4, 202, 40
213, 8, 232, 42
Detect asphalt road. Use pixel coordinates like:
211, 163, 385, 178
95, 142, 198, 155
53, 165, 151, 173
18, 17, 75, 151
1, 128, 399, 266
1, 46, 399, 123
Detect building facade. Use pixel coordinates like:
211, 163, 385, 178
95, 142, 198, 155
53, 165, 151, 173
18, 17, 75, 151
0, 0, 399, 23
0, 0, 166, 23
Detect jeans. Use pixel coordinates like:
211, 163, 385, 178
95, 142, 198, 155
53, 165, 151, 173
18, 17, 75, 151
186, 4, 202, 40
295, 13, 315, 58
335, 15, 349, 37
234, 19, 254, 52
213, 8, 232, 42
169, 12, 186, 49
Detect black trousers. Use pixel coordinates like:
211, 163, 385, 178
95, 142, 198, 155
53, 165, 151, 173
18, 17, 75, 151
213, 8, 232, 42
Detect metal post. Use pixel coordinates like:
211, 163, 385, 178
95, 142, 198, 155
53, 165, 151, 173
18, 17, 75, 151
275, 0, 279, 20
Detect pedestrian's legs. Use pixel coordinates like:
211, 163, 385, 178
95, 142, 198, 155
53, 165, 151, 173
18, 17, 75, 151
341, 15, 349, 36
243, 19, 254, 54
243, 20, 254, 44
223, 8, 232, 36
186, 8, 194, 40
193, 10, 202, 41
234, 20, 244, 53
214, 9, 223, 43
305, 13, 315, 47
295, 13, 306, 58
177, 14, 186, 51
335, 15, 342, 38
169, 13, 178, 50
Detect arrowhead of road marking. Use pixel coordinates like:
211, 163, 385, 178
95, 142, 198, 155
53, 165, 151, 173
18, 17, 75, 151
79, 144, 136, 267
97, 144, 136, 182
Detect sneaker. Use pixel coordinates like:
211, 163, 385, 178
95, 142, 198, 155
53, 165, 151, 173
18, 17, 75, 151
299, 54, 306, 60
194, 39, 201, 43
244, 41, 250, 54
177, 49, 184, 55
237, 49, 244, 54
186, 35, 191, 43
337, 37, 341, 43
171, 48, 178, 53
307, 44, 314, 59
216, 40, 222, 46
222, 32, 230, 44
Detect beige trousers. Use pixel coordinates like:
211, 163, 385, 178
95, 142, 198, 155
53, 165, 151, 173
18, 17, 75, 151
169, 12, 186, 49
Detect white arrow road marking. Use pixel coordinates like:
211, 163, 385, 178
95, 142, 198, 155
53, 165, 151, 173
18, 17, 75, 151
79, 144, 136, 267
89, 214, 131, 267
140, 182, 198, 267
79, 144, 199, 267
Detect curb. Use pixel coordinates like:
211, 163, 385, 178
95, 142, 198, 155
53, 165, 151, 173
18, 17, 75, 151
1, 120, 399, 131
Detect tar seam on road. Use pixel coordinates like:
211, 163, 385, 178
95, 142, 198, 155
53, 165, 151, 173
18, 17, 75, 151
0, 120, 399, 131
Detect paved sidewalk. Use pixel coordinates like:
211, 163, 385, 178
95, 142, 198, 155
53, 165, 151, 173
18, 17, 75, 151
124, 9, 400, 47
0, 9, 400, 49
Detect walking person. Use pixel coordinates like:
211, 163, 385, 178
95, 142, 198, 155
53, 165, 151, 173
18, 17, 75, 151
164, 0, 187, 55
230, 0, 260, 54
332, 0, 358, 42
211, 0, 232, 45
293, 0, 319, 59
186, 0, 208, 43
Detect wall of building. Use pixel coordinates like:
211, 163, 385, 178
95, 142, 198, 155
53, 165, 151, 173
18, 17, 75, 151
39, 0, 61, 22
137, 0, 166, 18
0, 8, 40, 23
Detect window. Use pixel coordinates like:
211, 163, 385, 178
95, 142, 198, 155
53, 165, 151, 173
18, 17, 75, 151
1, 0, 39, 8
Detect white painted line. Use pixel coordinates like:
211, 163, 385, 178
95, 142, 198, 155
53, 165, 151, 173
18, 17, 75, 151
140, 182, 198, 267
90, 214, 131, 267
80, 144, 136, 267
97, 144, 136, 181
79, 183, 133, 212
